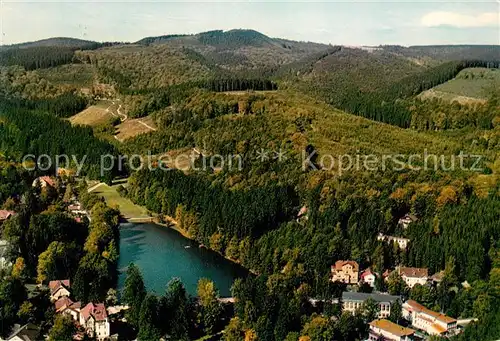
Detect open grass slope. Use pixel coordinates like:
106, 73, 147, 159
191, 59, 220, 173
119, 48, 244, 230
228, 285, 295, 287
69, 100, 115, 126
432, 68, 500, 99
89, 182, 150, 219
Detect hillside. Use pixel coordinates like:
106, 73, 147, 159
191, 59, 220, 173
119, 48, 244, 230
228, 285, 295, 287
0, 37, 99, 50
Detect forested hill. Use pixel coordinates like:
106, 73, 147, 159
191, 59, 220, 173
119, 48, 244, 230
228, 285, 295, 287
0, 37, 100, 50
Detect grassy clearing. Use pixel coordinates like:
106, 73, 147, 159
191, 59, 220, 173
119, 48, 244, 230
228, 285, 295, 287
69, 105, 113, 127
427, 68, 500, 101
115, 116, 157, 142
90, 182, 150, 219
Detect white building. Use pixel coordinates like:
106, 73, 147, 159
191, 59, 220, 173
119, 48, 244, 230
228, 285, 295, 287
398, 214, 417, 229
369, 319, 415, 341
398, 267, 428, 288
359, 269, 377, 288
377, 234, 410, 250
403, 300, 458, 337
49, 280, 71, 301
342, 292, 400, 319
80, 303, 111, 340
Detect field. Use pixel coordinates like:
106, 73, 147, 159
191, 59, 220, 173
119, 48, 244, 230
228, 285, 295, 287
35, 63, 95, 89
420, 68, 500, 103
69, 100, 115, 126
114, 116, 157, 141
89, 182, 150, 220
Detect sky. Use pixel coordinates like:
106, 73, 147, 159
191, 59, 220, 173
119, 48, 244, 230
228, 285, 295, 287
0, 0, 499, 46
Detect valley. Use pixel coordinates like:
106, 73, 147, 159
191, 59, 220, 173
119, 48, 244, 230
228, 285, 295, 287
0, 28, 499, 341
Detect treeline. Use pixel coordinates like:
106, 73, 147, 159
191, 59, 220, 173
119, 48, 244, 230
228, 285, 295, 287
0, 42, 115, 70
326, 60, 499, 128
126, 169, 298, 240
0, 95, 120, 181
0, 47, 75, 70
16, 92, 88, 118
124, 78, 276, 118
409, 96, 500, 131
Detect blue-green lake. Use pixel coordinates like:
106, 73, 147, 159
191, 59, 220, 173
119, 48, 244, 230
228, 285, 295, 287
118, 223, 248, 297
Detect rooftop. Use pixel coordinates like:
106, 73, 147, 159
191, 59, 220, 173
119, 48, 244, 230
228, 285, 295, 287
49, 279, 70, 295
333, 260, 359, 271
399, 267, 428, 278
7, 323, 40, 341
404, 300, 456, 324
81, 302, 108, 322
370, 319, 415, 337
342, 292, 400, 303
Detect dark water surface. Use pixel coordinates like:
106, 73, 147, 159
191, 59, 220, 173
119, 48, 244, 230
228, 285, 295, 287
118, 223, 248, 296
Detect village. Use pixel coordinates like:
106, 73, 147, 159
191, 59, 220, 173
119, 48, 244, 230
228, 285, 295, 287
0, 175, 482, 341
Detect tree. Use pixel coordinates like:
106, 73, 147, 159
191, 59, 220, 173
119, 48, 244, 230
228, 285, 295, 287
17, 301, 35, 324
223, 317, 244, 341
138, 294, 161, 341
387, 271, 408, 296
48, 314, 76, 341
197, 278, 223, 334
11, 257, 27, 280
389, 300, 402, 324
122, 264, 146, 328
362, 298, 380, 323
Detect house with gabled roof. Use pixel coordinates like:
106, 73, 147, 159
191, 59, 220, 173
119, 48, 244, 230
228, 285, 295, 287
359, 268, 377, 288
331, 260, 359, 284
54, 296, 82, 322
0, 210, 15, 223
402, 300, 458, 337
32, 176, 56, 189
5, 323, 40, 341
398, 267, 428, 288
49, 279, 71, 301
398, 214, 417, 229
79, 303, 110, 340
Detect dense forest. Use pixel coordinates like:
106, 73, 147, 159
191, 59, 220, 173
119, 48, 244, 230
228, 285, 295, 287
0, 94, 119, 180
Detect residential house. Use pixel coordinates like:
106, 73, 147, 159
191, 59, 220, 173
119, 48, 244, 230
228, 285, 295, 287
32, 176, 56, 188
369, 319, 415, 341
49, 279, 71, 301
331, 260, 359, 284
342, 292, 400, 318
55, 296, 82, 322
359, 268, 377, 288
296, 206, 308, 222
398, 267, 428, 288
377, 234, 410, 250
398, 214, 417, 229
79, 303, 111, 340
68, 202, 87, 215
5, 323, 40, 341
403, 300, 458, 337
0, 210, 15, 223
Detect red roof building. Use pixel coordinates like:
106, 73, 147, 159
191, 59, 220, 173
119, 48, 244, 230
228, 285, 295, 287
0, 210, 15, 221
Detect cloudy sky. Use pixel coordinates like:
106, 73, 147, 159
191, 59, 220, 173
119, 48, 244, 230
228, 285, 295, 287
0, 0, 498, 46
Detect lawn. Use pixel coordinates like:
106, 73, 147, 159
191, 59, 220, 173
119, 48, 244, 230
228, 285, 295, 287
90, 182, 150, 220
